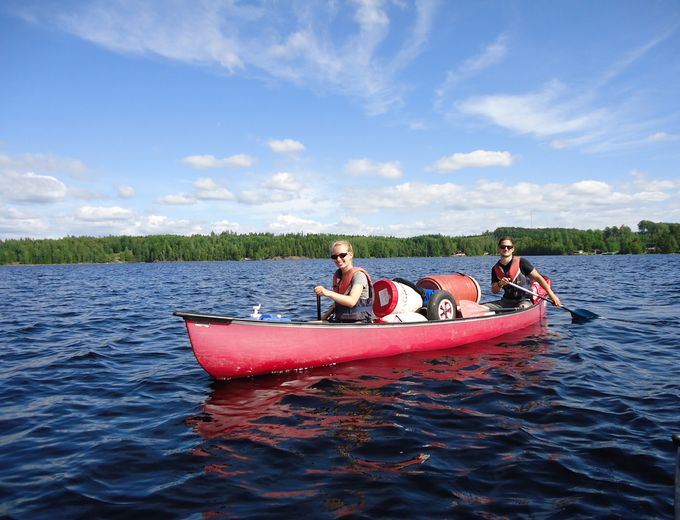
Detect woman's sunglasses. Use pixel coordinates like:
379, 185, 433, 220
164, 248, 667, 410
499, 245, 514, 250
330, 252, 349, 260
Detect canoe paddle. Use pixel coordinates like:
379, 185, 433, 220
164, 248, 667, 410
506, 281, 599, 323
316, 295, 321, 320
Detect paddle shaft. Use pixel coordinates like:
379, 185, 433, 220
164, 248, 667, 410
316, 295, 321, 320
506, 281, 555, 305
505, 281, 598, 322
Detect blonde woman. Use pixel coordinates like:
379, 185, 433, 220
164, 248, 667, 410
314, 240, 374, 322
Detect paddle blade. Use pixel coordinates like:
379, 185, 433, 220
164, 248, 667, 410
569, 307, 599, 323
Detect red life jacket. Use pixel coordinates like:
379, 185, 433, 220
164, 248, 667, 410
333, 267, 373, 295
494, 256, 521, 282
331, 267, 374, 322
494, 256, 531, 302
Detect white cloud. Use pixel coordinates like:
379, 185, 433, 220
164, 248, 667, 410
131, 215, 203, 236
158, 194, 195, 205
193, 177, 235, 200
429, 150, 513, 173
263, 172, 303, 192
343, 181, 466, 212
238, 190, 297, 205
68, 187, 109, 201
37, 1, 439, 115
342, 177, 677, 216
268, 139, 305, 155
59, 2, 243, 70
436, 34, 507, 104
118, 185, 135, 198
632, 191, 670, 202
268, 214, 326, 233
648, 132, 680, 142
211, 219, 241, 233
0, 171, 67, 203
182, 154, 255, 169
77, 205, 133, 221
345, 159, 402, 179
159, 178, 235, 204
0, 152, 90, 179
458, 81, 606, 138
0, 204, 47, 237
630, 169, 680, 191
59, 210, 204, 237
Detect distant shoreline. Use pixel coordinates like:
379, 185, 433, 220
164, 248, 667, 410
2, 223, 677, 265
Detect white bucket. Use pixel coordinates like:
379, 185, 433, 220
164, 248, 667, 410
375, 312, 428, 323
373, 279, 424, 317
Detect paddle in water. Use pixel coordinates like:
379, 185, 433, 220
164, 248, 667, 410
506, 281, 599, 323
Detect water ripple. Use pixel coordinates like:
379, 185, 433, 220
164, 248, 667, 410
0, 257, 676, 518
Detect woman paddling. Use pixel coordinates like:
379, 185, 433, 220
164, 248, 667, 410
314, 240, 375, 323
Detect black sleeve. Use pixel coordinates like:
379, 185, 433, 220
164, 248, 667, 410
520, 257, 535, 275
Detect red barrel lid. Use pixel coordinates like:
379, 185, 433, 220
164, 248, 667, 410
372, 279, 399, 317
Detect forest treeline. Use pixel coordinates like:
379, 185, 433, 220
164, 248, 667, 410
1, 220, 678, 265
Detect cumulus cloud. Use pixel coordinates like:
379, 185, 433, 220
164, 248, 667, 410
0, 204, 47, 237
629, 169, 680, 191
238, 190, 297, 205
160, 173, 304, 207
131, 215, 203, 235
77, 205, 133, 221
193, 177, 235, 200
211, 219, 240, 233
342, 177, 676, 218
118, 185, 135, 198
181, 154, 255, 169
158, 178, 235, 205
429, 150, 513, 173
0, 171, 67, 203
268, 139, 305, 155
0, 152, 90, 179
268, 214, 326, 234
58, 209, 204, 237
263, 172, 303, 192
158, 194, 195, 205
345, 159, 402, 179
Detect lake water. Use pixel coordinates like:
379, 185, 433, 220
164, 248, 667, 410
1, 255, 678, 518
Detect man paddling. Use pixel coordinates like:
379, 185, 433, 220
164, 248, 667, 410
485, 236, 562, 310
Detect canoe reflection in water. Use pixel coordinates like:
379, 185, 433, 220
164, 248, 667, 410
184, 322, 556, 515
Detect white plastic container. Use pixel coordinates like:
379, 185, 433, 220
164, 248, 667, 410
373, 280, 424, 317
375, 312, 428, 323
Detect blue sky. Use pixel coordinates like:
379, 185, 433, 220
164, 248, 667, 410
1, 0, 679, 240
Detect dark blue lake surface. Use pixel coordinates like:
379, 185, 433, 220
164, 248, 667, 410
1, 255, 678, 518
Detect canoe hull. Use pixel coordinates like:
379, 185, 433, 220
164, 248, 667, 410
175, 302, 547, 379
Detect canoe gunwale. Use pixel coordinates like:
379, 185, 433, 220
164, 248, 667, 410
173, 305, 532, 328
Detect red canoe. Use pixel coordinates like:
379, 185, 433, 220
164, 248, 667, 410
174, 301, 547, 380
